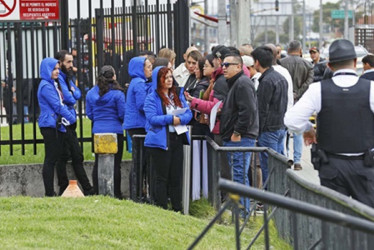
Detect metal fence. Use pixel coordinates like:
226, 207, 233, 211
0, 0, 189, 156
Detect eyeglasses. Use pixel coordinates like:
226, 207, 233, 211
221, 62, 239, 68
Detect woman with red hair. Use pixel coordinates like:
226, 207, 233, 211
144, 67, 192, 212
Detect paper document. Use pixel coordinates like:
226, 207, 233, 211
209, 101, 222, 132
174, 125, 188, 135
172, 107, 188, 116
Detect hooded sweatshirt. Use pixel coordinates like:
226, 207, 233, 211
86, 85, 125, 134
37, 57, 76, 132
123, 57, 152, 130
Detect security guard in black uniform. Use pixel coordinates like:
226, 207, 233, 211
284, 39, 374, 207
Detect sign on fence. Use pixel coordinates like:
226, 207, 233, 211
0, 0, 60, 21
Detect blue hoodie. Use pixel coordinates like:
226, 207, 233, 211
86, 85, 126, 134
58, 70, 81, 117
144, 83, 192, 150
37, 58, 76, 132
123, 57, 152, 130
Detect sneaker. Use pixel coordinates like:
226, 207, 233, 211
294, 163, 302, 171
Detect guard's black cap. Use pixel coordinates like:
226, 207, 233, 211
328, 39, 356, 63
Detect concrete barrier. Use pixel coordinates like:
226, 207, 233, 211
0, 160, 132, 198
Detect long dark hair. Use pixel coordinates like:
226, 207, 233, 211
157, 67, 182, 108
97, 65, 123, 96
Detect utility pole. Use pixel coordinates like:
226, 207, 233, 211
230, 0, 238, 46
276, 15, 279, 44
302, 0, 306, 51
319, 0, 323, 48
204, 0, 208, 52
218, 0, 229, 45
344, 0, 349, 39
290, 0, 295, 41
237, 0, 251, 45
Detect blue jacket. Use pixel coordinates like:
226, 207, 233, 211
58, 70, 81, 117
37, 58, 76, 132
149, 66, 163, 94
123, 57, 152, 130
144, 87, 192, 150
86, 85, 126, 134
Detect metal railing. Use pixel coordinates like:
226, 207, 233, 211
188, 179, 374, 250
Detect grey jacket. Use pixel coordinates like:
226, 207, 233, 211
280, 55, 314, 101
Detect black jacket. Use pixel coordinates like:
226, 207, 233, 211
257, 67, 288, 133
360, 71, 374, 81
312, 59, 327, 82
213, 74, 229, 101
220, 71, 259, 141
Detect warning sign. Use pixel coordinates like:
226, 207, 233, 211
0, 0, 60, 21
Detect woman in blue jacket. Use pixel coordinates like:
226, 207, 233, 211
123, 56, 152, 137
144, 67, 192, 212
86, 65, 126, 198
38, 57, 77, 197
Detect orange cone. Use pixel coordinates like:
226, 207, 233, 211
61, 180, 85, 198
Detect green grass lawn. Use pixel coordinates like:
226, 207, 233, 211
0, 118, 131, 165
0, 196, 291, 249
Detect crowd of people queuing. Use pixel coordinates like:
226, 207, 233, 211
37, 38, 374, 214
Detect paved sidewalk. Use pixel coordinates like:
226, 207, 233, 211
287, 138, 320, 185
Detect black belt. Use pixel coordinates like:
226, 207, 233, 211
326, 152, 364, 160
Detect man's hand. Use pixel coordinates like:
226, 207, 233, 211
231, 133, 241, 142
303, 128, 317, 146
173, 116, 181, 126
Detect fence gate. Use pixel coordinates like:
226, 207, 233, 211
0, 0, 189, 156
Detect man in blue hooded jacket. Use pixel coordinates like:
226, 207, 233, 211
38, 57, 77, 196
54, 50, 94, 196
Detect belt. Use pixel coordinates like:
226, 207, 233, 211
326, 152, 364, 160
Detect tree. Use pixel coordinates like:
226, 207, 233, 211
283, 16, 302, 38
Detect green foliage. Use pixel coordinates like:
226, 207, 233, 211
0, 118, 131, 165
0, 196, 291, 249
253, 31, 276, 47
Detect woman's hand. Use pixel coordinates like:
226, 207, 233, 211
173, 116, 181, 126
184, 91, 194, 102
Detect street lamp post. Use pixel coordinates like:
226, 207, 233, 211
319, 0, 323, 48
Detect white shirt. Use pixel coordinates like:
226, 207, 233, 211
363, 68, 374, 75
284, 69, 374, 135
251, 72, 261, 90
274, 65, 294, 110
173, 63, 190, 87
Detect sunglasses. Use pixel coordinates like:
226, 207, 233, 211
221, 62, 239, 68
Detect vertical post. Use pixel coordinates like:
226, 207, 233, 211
237, 0, 251, 46
319, 0, 323, 48
276, 15, 280, 44
98, 155, 115, 196
182, 126, 192, 215
174, 0, 189, 66
265, 17, 268, 43
60, 0, 69, 50
218, 0, 229, 45
229, 0, 237, 47
96, 8, 104, 70
15, 23, 23, 126
204, 0, 208, 52
290, 0, 295, 41
344, 0, 349, 39
302, 0, 306, 51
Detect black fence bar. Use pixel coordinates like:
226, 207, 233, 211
219, 179, 374, 234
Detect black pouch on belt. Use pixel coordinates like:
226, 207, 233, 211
364, 148, 374, 167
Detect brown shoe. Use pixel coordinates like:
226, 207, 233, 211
294, 163, 302, 171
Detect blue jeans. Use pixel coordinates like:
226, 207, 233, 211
224, 137, 255, 213
258, 129, 286, 186
293, 133, 303, 164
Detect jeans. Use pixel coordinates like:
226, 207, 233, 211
293, 133, 303, 164
224, 137, 255, 213
258, 129, 286, 186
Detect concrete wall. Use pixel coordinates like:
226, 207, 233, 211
0, 160, 132, 198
